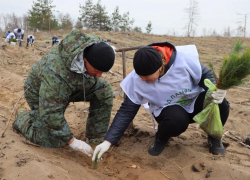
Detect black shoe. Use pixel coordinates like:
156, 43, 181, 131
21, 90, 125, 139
207, 136, 225, 155
148, 137, 169, 156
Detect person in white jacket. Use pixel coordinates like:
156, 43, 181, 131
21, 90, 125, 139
92, 42, 230, 161
26, 35, 35, 47
13, 28, 24, 40
13, 28, 25, 47
5, 32, 16, 42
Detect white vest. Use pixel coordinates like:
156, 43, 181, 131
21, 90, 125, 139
28, 35, 35, 40
120, 45, 204, 117
14, 28, 24, 38
5, 32, 16, 42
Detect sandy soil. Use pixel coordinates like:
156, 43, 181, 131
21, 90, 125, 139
0, 31, 250, 180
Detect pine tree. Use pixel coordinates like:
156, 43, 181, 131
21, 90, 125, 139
92, 0, 111, 31
119, 12, 134, 32
79, 0, 135, 32
133, 26, 142, 33
27, 0, 58, 30
79, 0, 95, 30
145, 21, 152, 34
27, 0, 43, 30
59, 13, 73, 30
111, 6, 121, 31
75, 20, 83, 30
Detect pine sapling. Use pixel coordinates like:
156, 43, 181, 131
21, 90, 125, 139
93, 152, 99, 169
209, 39, 250, 89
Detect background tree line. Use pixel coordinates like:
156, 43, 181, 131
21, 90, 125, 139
0, 0, 152, 34
0, 0, 248, 37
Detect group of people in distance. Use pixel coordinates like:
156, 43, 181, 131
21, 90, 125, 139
5, 28, 25, 46
12, 29, 229, 166
4, 28, 60, 47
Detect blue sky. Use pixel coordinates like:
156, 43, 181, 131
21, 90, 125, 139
1, 0, 250, 36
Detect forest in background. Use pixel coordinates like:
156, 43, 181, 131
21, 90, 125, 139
0, 0, 248, 37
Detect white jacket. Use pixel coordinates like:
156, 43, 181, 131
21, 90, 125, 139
27, 35, 35, 40
5, 32, 16, 42
120, 45, 204, 117
13, 28, 24, 38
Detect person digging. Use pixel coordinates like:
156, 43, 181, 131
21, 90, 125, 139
92, 43, 229, 162
13, 29, 115, 156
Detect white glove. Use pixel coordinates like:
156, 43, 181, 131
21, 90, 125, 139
92, 141, 111, 161
211, 89, 227, 104
69, 138, 93, 156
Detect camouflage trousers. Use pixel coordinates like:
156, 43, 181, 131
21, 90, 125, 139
13, 69, 113, 148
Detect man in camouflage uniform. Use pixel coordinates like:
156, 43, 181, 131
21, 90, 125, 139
13, 30, 115, 156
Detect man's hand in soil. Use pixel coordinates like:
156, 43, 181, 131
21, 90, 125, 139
92, 141, 111, 161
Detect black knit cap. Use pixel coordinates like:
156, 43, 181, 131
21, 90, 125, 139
84, 42, 115, 72
133, 46, 162, 76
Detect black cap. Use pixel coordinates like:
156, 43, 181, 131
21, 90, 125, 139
18, 28, 21, 32
133, 46, 162, 76
29, 36, 32, 38
84, 42, 115, 72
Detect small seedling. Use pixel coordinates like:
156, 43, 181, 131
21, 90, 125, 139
93, 152, 99, 169
20, 104, 25, 108
21, 54, 27, 60
9, 38, 17, 42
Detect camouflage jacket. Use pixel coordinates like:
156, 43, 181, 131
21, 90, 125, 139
29, 30, 103, 143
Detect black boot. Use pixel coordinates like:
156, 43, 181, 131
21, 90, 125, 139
207, 136, 225, 155
148, 137, 169, 156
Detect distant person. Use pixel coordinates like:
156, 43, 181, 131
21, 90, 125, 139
13, 28, 24, 40
14, 28, 24, 47
5, 32, 16, 43
51, 35, 59, 46
6, 31, 10, 37
26, 35, 35, 47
